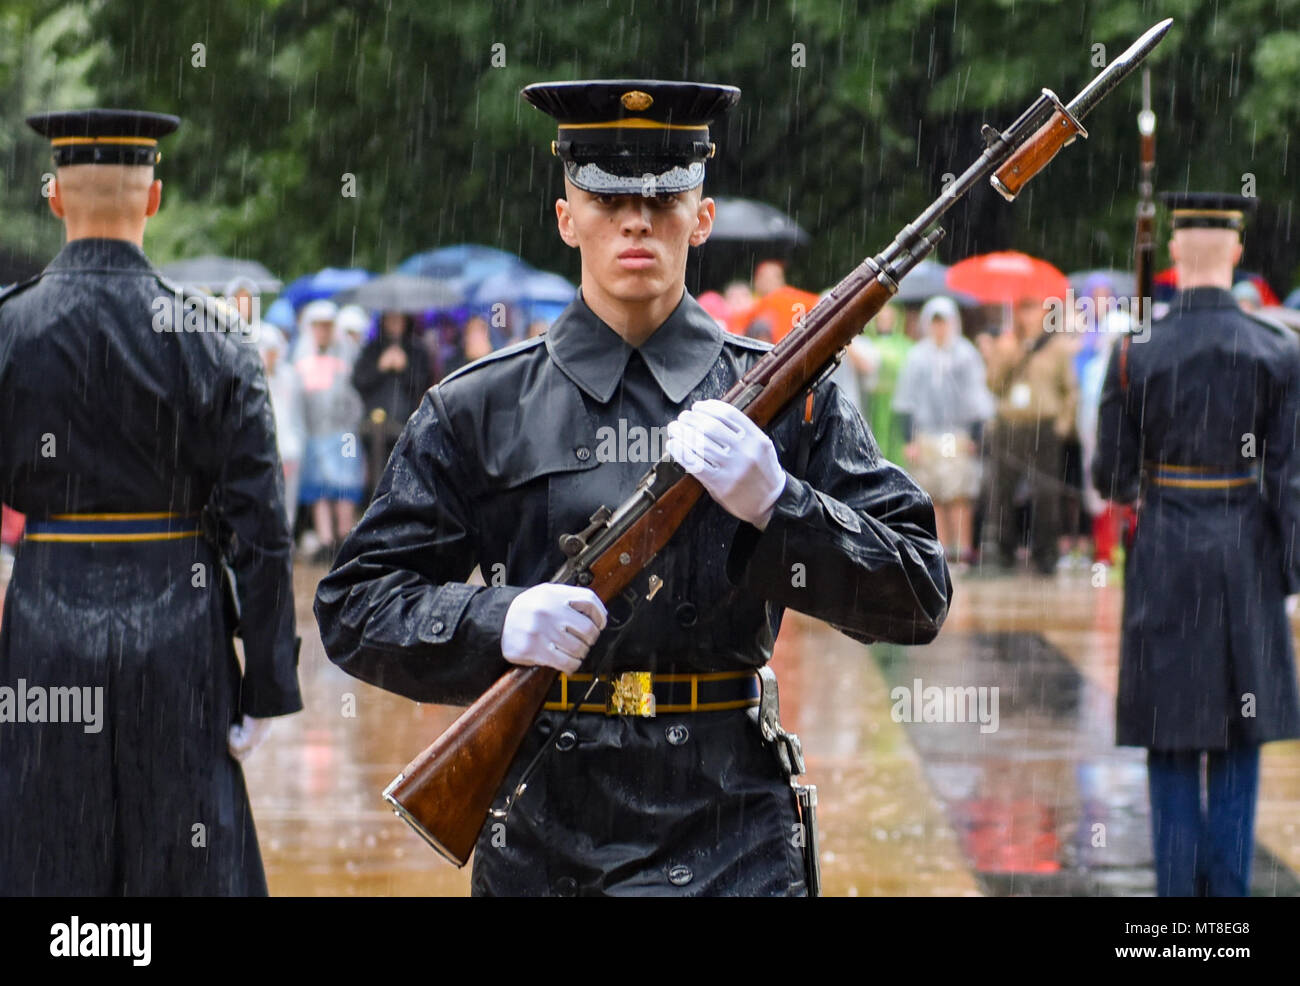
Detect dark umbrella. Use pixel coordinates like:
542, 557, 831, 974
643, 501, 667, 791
334, 273, 461, 313
160, 255, 281, 293
894, 259, 976, 305
707, 197, 810, 245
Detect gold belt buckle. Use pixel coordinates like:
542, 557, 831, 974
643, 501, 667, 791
605, 671, 656, 717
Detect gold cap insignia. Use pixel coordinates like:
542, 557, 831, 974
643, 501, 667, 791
620, 90, 653, 112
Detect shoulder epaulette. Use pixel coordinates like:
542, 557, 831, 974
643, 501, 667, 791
720, 332, 773, 353
0, 271, 45, 310
438, 335, 548, 386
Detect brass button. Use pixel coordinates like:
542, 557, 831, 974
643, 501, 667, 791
555, 729, 578, 752
575, 446, 591, 461
430, 619, 445, 634
665, 724, 689, 745
667, 864, 693, 886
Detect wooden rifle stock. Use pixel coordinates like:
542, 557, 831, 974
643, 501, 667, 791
382, 20, 1172, 867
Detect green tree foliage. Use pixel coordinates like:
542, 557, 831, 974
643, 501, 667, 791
3, 0, 1298, 293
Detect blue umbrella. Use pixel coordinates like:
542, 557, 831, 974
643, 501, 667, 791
397, 244, 530, 293
469, 268, 576, 308
263, 297, 297, 330
279, 267, 374, 310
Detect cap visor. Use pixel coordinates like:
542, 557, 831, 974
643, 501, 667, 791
563, 158, 703, 195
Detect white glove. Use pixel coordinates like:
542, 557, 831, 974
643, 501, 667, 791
1288, 595, 1297, 616
228, 715, 272, 762
664, 399, 787, 530
501, 583, 608, 675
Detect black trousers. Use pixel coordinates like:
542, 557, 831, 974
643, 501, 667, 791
983, 420, 1062, 570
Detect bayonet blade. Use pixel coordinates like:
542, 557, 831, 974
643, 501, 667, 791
1069, 18, 1172, 122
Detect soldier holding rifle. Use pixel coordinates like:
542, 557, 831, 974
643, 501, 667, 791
315, 80, 951, 896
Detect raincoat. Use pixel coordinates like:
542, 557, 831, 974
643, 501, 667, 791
0, 238, 301, 894
1094, 287, 1300, 749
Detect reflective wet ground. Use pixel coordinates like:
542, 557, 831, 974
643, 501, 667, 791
4, 561, 1298, 895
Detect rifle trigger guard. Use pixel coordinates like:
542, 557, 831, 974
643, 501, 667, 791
605, 582, 644, 629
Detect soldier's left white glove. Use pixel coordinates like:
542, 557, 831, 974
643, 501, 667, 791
664, 399, 787, 531
228, 715, 272, 762
1287, 595, 1297, 616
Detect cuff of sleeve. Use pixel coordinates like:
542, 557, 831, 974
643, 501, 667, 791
456, 583, 529, 669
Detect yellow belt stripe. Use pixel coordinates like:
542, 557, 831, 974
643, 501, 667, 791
1150, 476, 1255, 488
25, 531, 201, 543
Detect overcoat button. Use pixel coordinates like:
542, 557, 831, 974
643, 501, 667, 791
554, 876, 577, 896
555, 729, 578, 751
430, 619, 445, 634
665, 724, 689, 745
575, 446, 591, 461
667, 864, 693, 886
676, 602, 697, 626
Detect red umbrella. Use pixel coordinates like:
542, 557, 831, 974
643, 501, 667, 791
945, 251, 1070, 304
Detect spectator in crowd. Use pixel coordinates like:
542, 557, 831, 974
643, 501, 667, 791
294, 300, 365, 563
892, 296, 994, 572
334, 304, 370, 366
723, 279, 754, 335
258, 325, 306, 529
696, 290, 731, 331
442, 313, 494, 378
224, 275, 262, 331
1075, 275, 1132, 568
753, 258, 786, 297
352, 310, 432, 498
982, 295, 1079, 574
855, 301, 913, 466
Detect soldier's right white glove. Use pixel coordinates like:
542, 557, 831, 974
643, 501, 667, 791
1287, 595, 1297, 616
228, 715, 272, 762
501, 583, 608, 675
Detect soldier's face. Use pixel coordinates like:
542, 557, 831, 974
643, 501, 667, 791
556, 179, 714, 303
